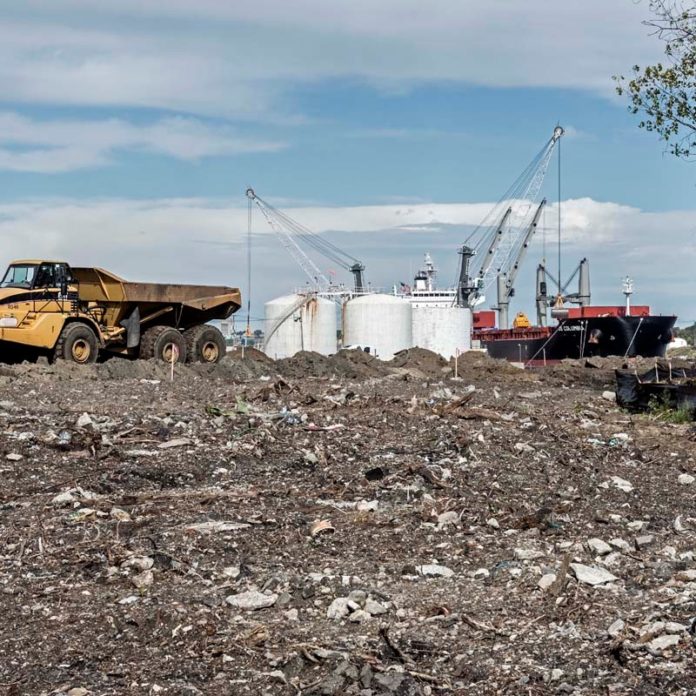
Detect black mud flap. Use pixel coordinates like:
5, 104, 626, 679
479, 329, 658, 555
120, 307, 141, 349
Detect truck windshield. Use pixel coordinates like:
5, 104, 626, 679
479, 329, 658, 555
0, 264, 37, 289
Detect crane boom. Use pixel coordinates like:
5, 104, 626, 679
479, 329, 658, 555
477, 207, 512, 285
494, 199, 546, 329
247, 189, 330, 287
505, 198, 546, 291
246, 188, 366, 292
483, 127, 563, 287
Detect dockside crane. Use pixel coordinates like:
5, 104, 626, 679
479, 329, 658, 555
246, 188, 366, 293
493, 199, 546, 329
456, 126, 564, 315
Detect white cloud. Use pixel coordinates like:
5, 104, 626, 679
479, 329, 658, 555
0, 112, 285, 172
0, 1, 662, 117
0, 195, 692, 320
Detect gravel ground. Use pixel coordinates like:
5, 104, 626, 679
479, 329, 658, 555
0, 350, 694, 695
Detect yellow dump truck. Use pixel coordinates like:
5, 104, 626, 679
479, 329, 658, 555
0, 260, 241, 364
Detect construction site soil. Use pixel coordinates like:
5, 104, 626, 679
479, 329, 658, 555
1, 349, 695, 695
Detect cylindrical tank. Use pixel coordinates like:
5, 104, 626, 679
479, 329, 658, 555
264, 294, 337, 359
411, 306, 472, 359
343, 294, 412, 360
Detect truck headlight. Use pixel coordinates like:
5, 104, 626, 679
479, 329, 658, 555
0, 317, 18, 328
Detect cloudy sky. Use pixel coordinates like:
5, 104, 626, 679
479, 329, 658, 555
0, 0, 694, 325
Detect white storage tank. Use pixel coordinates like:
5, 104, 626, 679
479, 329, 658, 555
343, 294, 412, 360
412, 306, 472, 359
264, 293, 337, 359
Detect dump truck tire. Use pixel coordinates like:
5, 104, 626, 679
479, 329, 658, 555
140, 326, 187, 363
55, 323, 99, 364
184, 325, 226, 364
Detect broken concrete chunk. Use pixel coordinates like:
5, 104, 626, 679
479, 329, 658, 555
356, 499, 379, 512
570, 563, 617, 586
635, 535, 655, 549
514, 548, 545, 561
364, 599, 388, 615
587, 538, 612, 556
648, 634, 680, 652
348, 609, 371, 623
437, 511, 459, 528
607, 619, 625, 637
538, 573, 556, 591
52, 490, 77, 506
110, 507, 132, 522
326, 597, 351, 620
158, 438, 192, 449
416, 564, 454, 578
609, 538, 631, 552
610, 476, 634, 493
226, 590, 277, 610
122, 556, 154, 571
76, 412, 93, 428
186, 521, 251, 533
131, 569, 154, 589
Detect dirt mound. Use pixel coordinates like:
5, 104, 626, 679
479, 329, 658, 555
388, 347, 449, 377
272, 349, 389, 380
275, 351, 333, 379
329, 348, 389, 379
225, 346, 274, 364
192, 352, 278, 381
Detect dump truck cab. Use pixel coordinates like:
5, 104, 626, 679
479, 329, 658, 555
0, 260, 74, 295
0, 259, 240, 365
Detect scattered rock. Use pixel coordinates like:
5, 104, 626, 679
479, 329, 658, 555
437, 510, 459, 528
514, 548, 545, 561
326, 598, 351, 620
648, 634, 680, 652
226, 590, 278, 610
76, 412, 93, 428
607, 619, 625, 637
635, 535, 655, 549
610, 476, 634, 493
678, 473, 695, 485
416, 564, 454, 578
538, 574, 556, 591
131, 570, 154, 589
348, 609, 371, 623
364, 599, 388, 615
570, 564, 617, 586
587, 538, 612, 556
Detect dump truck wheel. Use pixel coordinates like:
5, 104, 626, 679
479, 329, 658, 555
184, 325, 226, 364
55, 323, 99, 364
140, 326, 187, 363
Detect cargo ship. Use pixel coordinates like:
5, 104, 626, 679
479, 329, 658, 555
472, 304, 676, 366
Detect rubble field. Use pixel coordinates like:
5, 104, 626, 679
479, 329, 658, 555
0, 349, 694, 696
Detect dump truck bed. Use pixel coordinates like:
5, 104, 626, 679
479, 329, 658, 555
71, 267, 241, 328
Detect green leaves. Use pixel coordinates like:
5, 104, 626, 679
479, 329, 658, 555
614, 0, 696, 159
